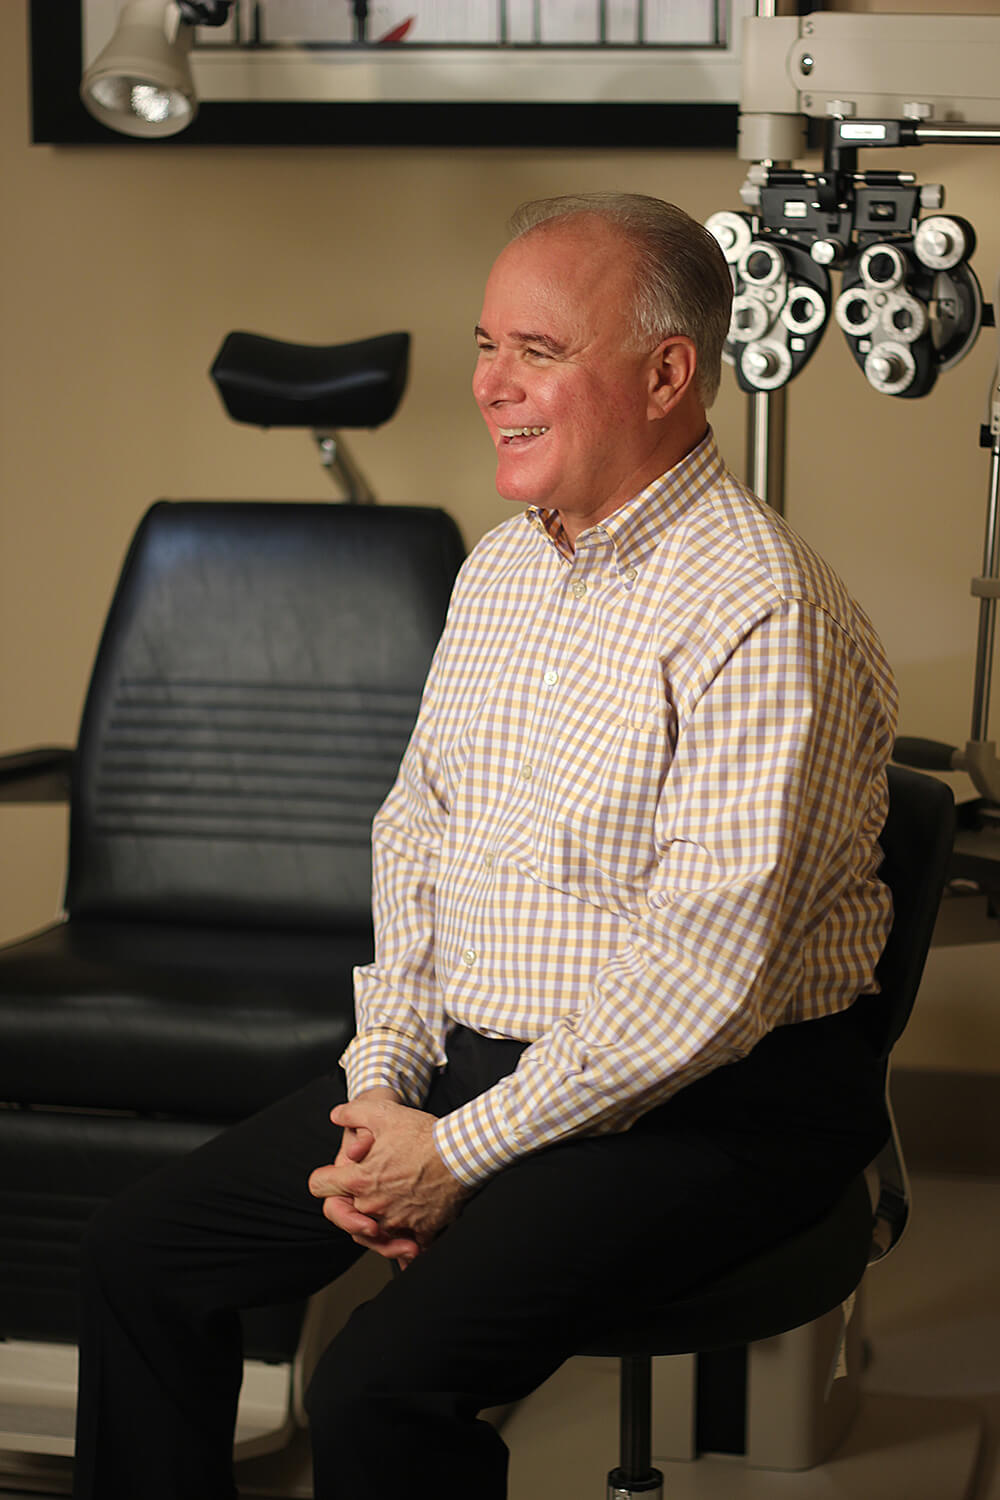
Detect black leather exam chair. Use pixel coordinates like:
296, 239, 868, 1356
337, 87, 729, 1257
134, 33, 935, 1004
0, 498, 464, 1392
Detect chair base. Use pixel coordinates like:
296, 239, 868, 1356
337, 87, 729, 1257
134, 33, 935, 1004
0, 1252, 392, 1494
608, 1465, 663, 1497
0, 1431, 319, 1500
0, 1340, 294, 1462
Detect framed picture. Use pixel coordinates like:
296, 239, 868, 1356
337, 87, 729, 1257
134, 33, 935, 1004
32, 0, 746, 146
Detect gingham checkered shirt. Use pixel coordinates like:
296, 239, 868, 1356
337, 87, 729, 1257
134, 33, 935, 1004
342, 431, 898, 1188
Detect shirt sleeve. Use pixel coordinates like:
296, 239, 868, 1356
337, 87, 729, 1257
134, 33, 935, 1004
432, 600, 896, 1187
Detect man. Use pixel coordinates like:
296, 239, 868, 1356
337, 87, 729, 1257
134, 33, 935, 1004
74, 194, 897, 1500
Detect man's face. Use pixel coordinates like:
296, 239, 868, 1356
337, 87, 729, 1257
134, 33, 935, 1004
473, 218, 666, 536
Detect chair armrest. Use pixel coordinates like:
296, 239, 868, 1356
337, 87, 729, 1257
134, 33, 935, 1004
0, 747, 73, 803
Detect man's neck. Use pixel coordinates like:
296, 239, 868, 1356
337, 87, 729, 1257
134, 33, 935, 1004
553, 419, 710, 549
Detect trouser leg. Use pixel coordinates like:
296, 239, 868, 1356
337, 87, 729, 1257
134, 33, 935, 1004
71, 1032, 529, 1500
305, 1007, 888, 1500
73, 1072, 362, 1500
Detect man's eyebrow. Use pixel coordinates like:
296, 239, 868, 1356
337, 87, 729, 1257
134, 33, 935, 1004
474, 326, 567, 356
513, 331, 567, 355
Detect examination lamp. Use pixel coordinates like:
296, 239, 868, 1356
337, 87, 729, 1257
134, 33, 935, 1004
80, 0, 231, 139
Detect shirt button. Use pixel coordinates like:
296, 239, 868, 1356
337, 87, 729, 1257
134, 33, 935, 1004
462, 948, 477, 967
483, 853, 494, 870
521, 763, 533, 782
543, 668, 559, 686
571, 581, 587, 599
623, 565, 638, 582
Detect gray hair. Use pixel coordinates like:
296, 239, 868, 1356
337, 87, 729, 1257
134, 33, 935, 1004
507, 192, 733, 408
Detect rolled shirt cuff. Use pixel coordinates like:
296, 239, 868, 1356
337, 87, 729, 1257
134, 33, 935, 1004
432, 1081, 523, 1188
340, 1029, 437, 1109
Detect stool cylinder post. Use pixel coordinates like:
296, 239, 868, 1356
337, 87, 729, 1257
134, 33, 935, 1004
623, 1353, 651, 1474
607, 1354, 664, 1499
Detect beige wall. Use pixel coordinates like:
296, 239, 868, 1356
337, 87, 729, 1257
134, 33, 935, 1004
3, 2, 999, 1072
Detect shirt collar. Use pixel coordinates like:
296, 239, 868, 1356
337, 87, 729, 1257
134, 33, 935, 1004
524, 428, 725, 569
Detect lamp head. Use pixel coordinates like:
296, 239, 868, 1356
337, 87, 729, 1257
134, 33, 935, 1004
80, 0, 198, 139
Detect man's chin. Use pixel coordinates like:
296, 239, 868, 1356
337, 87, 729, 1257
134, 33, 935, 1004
494, 467, 549, 509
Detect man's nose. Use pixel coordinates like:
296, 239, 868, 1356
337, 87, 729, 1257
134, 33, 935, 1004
474, 351, 522, 407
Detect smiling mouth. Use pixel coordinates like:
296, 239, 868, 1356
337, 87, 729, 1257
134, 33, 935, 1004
498, 426, 549, 444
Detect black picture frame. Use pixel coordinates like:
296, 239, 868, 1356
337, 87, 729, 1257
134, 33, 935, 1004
30, 0, 739, 149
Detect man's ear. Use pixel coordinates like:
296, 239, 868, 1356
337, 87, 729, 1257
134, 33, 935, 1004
647, 336, 698, 418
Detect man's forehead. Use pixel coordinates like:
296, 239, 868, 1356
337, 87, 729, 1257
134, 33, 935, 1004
475, 281, 586, 350
509, 226, 633, 302
480, 224, 634, 342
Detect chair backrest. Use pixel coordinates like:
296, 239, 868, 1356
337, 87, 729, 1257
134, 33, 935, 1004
860, 763, 955, 1059
66, 501, 465, 931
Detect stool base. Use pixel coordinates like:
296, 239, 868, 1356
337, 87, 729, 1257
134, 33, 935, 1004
608, 1465, 664, 1498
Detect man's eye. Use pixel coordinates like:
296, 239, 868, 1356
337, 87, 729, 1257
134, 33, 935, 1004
524, 348, 548, 360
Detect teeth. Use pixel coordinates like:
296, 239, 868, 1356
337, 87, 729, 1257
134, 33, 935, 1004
499, 426, 549, 437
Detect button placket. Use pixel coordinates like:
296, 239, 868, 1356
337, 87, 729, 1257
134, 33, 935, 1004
519, 534, 603, 800
567, 543, 598, 602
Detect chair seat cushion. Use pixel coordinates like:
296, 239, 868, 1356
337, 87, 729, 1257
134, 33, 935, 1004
584, 1173, 874, 1358
0, 918, 366, 1120
0, 1108, 308, 1354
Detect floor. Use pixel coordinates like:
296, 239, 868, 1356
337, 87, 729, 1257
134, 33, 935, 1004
1, 1169, 998, 1499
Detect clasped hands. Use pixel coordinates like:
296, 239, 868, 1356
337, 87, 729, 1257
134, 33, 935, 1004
308, 1087, 468, 1265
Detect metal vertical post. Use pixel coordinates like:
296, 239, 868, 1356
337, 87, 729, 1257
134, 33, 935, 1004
746, 387, 787, 514
970, 433, 1000, 741
621, 1354, 652, 1477
742, 0, 788, 513
607, 1354, 662, 1498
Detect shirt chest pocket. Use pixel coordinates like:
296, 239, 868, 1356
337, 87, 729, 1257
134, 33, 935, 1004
532, 687, 673, 899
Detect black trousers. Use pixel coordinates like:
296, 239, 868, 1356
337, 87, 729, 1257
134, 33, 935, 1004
72, 1008, 889, 1500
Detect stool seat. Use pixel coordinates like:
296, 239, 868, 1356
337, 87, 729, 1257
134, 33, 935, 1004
577, 765, 955, 1500
584, 1173, 873, 1360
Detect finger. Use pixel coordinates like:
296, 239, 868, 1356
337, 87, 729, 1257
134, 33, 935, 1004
324, 1196, 381, 1238
355, 1232, 421, 1260
307, 1165, 350, 1199
342, 1128, 374, 1163
353, 1184, 395, 1214
331, 1102, 378, 1131
309, 1164, 368, 1199
321, 1198, 419, 1260
331, 1133, 370, 1172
